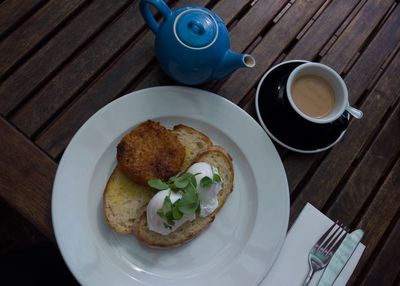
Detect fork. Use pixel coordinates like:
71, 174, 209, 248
302, 222, 347, 286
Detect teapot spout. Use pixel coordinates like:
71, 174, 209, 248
213, 50, 255, 79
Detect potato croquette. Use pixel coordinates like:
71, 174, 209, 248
117, 120, 185, 186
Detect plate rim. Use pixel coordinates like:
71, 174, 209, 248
52, 86, 290, 286
255, 60, 346, 154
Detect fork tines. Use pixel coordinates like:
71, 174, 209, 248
315, 221, 347, 255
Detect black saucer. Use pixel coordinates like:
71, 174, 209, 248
256, 61, 347, 153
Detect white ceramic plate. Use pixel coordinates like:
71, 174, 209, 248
52, 86, 289, 286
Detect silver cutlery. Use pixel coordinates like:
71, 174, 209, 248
303, 222, 347, 286
317, 229, 364, 286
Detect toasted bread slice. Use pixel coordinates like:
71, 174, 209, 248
133, 146, 234, 248
173, 124, 213, 170
104, 124, 213, 234
103, 167, 155, 234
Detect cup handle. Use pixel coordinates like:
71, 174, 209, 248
139, 0, 171, 34
346, 106, 363, 119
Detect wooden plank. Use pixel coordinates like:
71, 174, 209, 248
285, 0, 359, 60
273, 2, 293, 24
0, 0, 88, 79
137, 0, 398, 196
34, 0, 210, 158
7, 0, 207, 138
212, 0, 252, 26
36, 32, 155, 158
345, 157, 400, 285
269, 0, 380, 193
135, 0, 289, 91
344, 4, 400, 102
228, 0, 290, 52
6, 2, 145, 137
359, 217, 400, 286
0, 117, 56, 240
326, 101, 400, 223
321, 0, 394, 72
0, 198, 46, 255
0, 0, 131, 117
0, 0, 47, 39
289, 50, 400, 224
283, 3, 400, 194
284, 153, 324, 193
333, 0, 367, 38
217, 0, 327, 104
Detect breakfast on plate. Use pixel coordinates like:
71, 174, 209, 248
103, 120, 234, 248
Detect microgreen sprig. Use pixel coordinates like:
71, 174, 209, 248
148, 170, 221, 229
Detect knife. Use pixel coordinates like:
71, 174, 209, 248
317, 229, 364, 286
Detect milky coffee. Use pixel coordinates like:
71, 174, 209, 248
291, 75, 335, 118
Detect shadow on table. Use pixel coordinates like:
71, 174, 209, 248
0, 242, 79, 286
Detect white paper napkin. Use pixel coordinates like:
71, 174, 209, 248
260, 203, 365, 286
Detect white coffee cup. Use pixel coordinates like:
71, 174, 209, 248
286, 62, 363, 125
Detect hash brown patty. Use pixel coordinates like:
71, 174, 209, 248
117, 120, 185, 185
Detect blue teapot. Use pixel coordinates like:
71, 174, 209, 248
140, 0, 255, 85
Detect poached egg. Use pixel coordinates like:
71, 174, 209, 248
146, 162, 222, 235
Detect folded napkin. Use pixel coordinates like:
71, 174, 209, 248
260, 203, 365, 286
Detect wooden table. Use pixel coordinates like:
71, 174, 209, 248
1, 0, 399, 284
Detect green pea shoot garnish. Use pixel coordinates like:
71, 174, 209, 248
148, 170, 221, 229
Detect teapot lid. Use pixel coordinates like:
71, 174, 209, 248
174, 9, 218, 49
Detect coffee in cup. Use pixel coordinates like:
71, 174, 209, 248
286, 62, 363, 125
291, 74, 335, 118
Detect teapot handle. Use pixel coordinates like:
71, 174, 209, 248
139, 0, 171, 34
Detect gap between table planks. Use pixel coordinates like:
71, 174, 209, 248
0, 1, 399, 283
349, 137, 400, 285
30, 0, 288, 157
0, 0, 132, 116
0, 0, 48, 41
6, 0, 211, 139
35, 0, 325, 158
1, 0, 396, 212
0, 116, 56, 240
2, 0, 168, 121
281, 2, 400, 198
0, 0, 91, 82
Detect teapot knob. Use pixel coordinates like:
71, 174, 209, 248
188, 20, 206, 35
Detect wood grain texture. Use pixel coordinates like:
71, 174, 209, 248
135, 0, 289, 92
333, 0, 367, 39
4, 2, 144, 137
34, 0, 210, 158
359, 217, 400, 286
344, 3, 400, 102
0, 0, 47, 39
283, 2, 400, 196
348, 157, 400, 285
284, 153, 324, 194
0, 0, 88, 79
286, 0, 359, 60
1, 0, 131, 117
227, 0, 290, 52
0, 117, 56, 240
212, 0, 252, 26
0, 1, 399, 284
321, 0, 394, 72
36, 32, 155, 157
217, 0, 327, 104
289, 49, 400, 224
326, 101, 400, 223
6, 0, 210, 139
